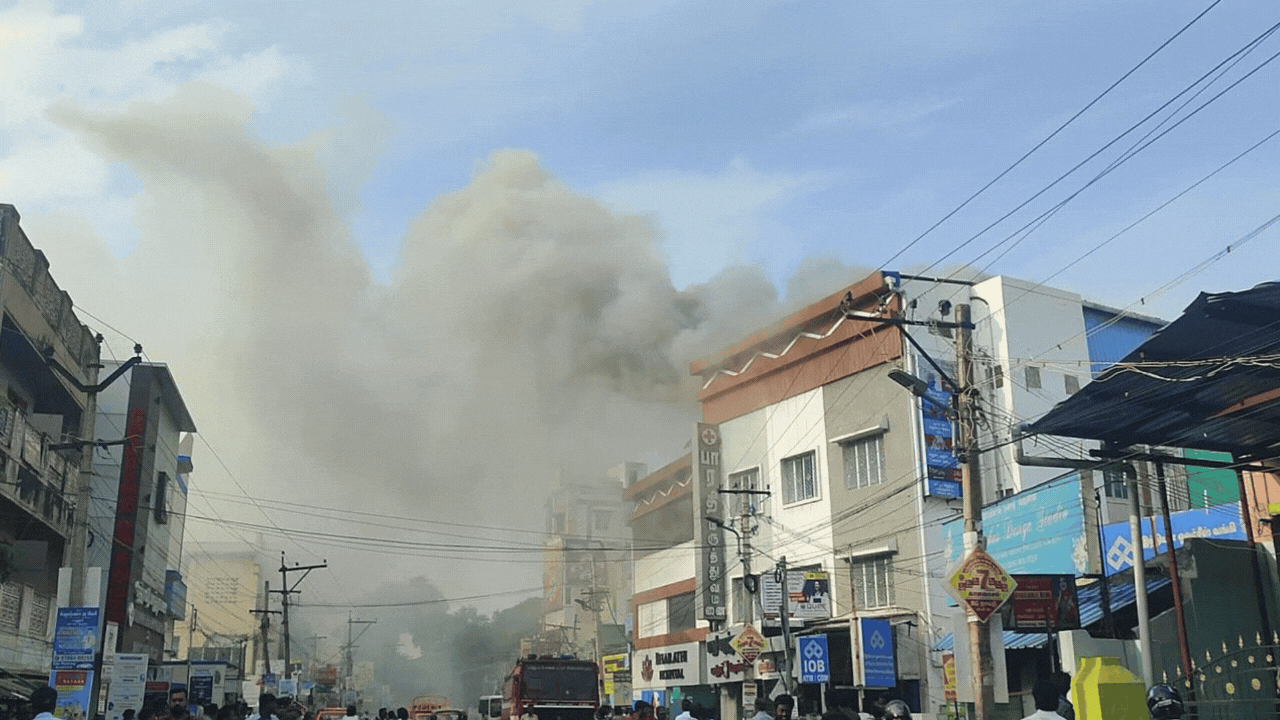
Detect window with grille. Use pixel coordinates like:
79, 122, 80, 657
781, 451, 818, 504
842, 435, 885, 489
0, 584, 21, 631
1064, 374, 1080, 395
850, 555, 893, 609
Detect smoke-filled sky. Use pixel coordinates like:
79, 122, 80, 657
3, 0, 1280, 632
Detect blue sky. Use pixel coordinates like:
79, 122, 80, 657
4, 1, 1276, 302
2, 0, 1278, 611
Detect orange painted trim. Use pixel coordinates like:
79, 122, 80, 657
624, 454, 692, 501
634, 577, 695, 606
634, 627, 709, 650
629, 482, 692, 521
690, 273, 889, 374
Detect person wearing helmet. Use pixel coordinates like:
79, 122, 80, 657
1021, 679, 1068, 720
1147, 684, 1184, 720
880, 700, 910, 720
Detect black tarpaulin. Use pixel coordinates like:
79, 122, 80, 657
1028, 282, 1280, 460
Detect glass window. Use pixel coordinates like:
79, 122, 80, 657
154, 472, 169, 524
842, 435, 885, 489
850, 555, 893, 609
728, 468, 760, 516
667, 591, 696, 633
1102, 468, 1129, 499
1025, 365, 1042, 389
1064, 374, 1080, 395
781, 451, 817, 504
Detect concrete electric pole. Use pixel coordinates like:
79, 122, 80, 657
273, 552, 327, 680
955, 304, 996, 718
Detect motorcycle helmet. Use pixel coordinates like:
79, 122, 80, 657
881, 700, 911, 720
1147, 684, 1184, 720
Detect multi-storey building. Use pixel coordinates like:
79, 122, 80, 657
0, 205, 102, 688
540, 463, 640, 662
88, 361, 196, 661
688, 271, 1177, 718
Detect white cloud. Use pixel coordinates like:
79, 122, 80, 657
0, 5, 303, 257
596, 157, 830, 288
790, 97, 959, 136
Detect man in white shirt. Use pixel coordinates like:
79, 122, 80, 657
342, 705, 360, 720
674, 700, 694, 720
30, 685, 58, 720
1021, 679, 1068, 720
749, 698, 772, 720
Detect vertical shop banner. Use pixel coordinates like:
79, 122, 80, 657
693, 423, 727, 620
857, 618, 896, 688
50, 669, 94, 720
106, 654, 148, 720
798, 635, 830, 684
53, 607, 101, 668
917, 354, 961, 498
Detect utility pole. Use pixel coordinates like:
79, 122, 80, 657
1121, 463, 1153, 687
272, 552, 327, 679
52, 343, 143, 608
717, 484, 767, 712
250, 581, 282, 677
956, 304, 995, 719
49, 342, 142, 719
343, 614, 377, 704
1155, 463, 1193, 681
776, 556, 793, 695
185, 607, 198, 691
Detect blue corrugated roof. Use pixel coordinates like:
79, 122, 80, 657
1082, 306, 1163, 377
933, 577, 1172, 652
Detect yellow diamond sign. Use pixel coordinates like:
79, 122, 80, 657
733, 624, 766, 664
948, 547, 1017, 622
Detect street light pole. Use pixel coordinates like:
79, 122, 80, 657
956, 304, 996, 719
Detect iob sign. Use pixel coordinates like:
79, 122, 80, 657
798, 635, 830, 684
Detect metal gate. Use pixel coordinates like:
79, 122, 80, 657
1175, 634, 1280, 720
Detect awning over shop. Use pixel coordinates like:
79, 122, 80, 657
1028, 282, 1280, 460
933, 576, 1172, 652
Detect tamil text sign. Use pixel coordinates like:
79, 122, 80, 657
1004, 574, 1081, 632
948, 548, 1016, 622
857, 618, 895, 688
693, 423, 728, 620
943, 474, 1088, 575
1102, 503, 1245, 572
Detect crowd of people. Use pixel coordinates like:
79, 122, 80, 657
12, 675, 1187, 720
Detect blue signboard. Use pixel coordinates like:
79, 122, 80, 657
918, 356, 961, 498
858, 618, 895, 688
53, 607, 100, 668
943, 474, 1088, 575
1101, 503, 1245, 573
799, 635, 830, 684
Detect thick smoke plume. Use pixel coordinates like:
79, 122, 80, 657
42, 83, 871, 596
